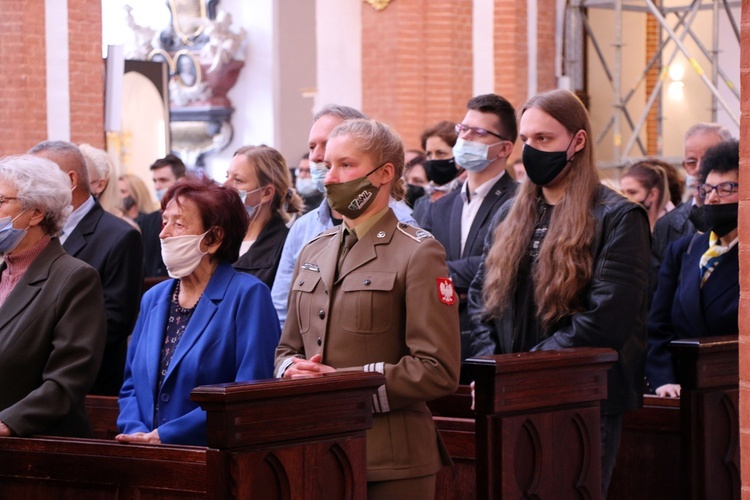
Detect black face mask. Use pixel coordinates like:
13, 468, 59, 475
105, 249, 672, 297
703, 202, 738, 237
521, 135, 577, 186
688, 204, 709, 233
404, 184, 425, 208
424, 158, 459, 186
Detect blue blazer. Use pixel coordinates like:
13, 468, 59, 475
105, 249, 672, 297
646, 232, 739, 389
117, 262, 280, 445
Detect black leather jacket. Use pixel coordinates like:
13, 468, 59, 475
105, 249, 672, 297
467, 186, 650, 415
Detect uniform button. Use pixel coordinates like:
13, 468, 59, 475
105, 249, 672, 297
363, 279, 371, 285
318, 309, 325, 319
298, 280, 305, 286
160, 393, 170, 402
317, 337, 322, 346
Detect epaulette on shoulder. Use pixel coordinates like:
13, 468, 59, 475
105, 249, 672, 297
308, 227, 339, 244
396, 222, 434, 243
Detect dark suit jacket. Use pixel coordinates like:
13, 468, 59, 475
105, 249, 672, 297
63, 200, 144, 395
422, 174, 517, 291
650, 201, 695, 299
233, 214, 289, 289
137, 210, 167, 278
422, 173, 517, 369
646, 232, 739, 390
0, 238, 106, 437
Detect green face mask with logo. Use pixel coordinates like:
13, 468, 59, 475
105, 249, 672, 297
325, 163, 385, 219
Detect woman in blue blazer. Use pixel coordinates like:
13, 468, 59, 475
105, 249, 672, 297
117, 176, 280, 446
646, 140, 739, 398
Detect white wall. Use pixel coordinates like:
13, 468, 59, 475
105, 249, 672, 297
314, 0, 362, 114
473, 0, 494, 95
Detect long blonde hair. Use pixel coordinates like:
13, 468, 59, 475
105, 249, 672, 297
119, 173, 159, 213
233, 145, 303, 222
482, 90, 600, 330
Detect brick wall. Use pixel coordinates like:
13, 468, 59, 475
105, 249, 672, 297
535, 0, 557, 94
0, 0, 47, 155
361, 0, 473, 150
68, 0, 105, 148
494, 0, 528, 111
0, 0, 104, 156
739, 4, 750, 496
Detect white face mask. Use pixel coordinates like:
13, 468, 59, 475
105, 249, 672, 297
160, 230, 210, 279
452, 138, 502, 173
309, 160, 328, 193
296, 176, 318, 197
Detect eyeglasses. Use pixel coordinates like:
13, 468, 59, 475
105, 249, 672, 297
0, 196, 19, 207
697, 181, 739, 199
455, 123, 509, 141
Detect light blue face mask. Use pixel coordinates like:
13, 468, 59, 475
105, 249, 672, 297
309, 160, 328, 193
155, 188, 167, 202
452, 138, 502, 173
296, 176, 318, 197
237, 187, 264, 218
0, 211, 28, 254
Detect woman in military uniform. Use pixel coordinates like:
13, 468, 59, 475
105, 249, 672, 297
275, 118, 460, 499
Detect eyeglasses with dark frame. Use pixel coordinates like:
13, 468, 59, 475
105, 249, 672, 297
697, 181, 739, 199
0, 196, 19, 207
455, 123, 509, 142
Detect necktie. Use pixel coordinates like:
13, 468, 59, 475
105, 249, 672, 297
699, 231, 731, 287
336, 229, 358, 279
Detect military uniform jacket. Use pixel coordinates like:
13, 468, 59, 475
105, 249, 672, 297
275, 208, 460, 482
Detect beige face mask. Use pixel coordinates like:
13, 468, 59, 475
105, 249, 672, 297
160, 229, 209, 279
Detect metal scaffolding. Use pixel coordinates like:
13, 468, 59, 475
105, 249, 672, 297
563, 0, 741, 165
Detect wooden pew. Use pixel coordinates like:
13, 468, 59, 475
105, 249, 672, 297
609, 335, 739, 500
431, 348, 617, 500
0, 372, 384, 499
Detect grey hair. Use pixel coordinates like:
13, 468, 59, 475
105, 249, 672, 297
313, 104, 367, 122
685, 123, 733, 142
328, 118, 406, 200
28, 140, 90, 190
79, 143, 112, 180
0, 155, 73, 234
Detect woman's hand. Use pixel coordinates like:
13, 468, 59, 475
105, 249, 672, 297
655, 383, 681, 398
284, 354, 336, 379
0, 421, 12, 437
115, 429, 161, 444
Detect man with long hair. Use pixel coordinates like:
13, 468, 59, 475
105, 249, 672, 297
467, 89, 650, 498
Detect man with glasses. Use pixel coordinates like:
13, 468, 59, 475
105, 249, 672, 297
646, 139, 739, 398
294, 153, 324, 215
421, 94, 518, 377
650, 123, 732, 299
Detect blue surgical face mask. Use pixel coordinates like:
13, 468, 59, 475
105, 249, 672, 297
452, 138, 501, 173
155, 188, 167, 202
309, 160, 328, 193
0, 211, 28, 254
237, 187, 264, 219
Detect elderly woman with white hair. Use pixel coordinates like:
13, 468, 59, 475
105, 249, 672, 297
0, 155, 106, 438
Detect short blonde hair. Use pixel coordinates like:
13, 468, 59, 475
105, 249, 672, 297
328, 119, 406, 200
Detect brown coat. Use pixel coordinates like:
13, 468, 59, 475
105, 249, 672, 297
275, 208, 460, 482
